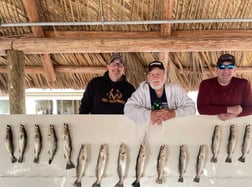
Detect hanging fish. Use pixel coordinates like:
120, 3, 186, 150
210, 125, 221, 163
238, 124, 251, 163
33, 124, 42, 163
225, 124, 236, 163
18, 124, 27, 163
115, 143, 128, 187
63, 123, 75, 169
4, 125, 17, 163
193, 145, 206, 183
178, 144, 187, 183
73, 143, 88, 187
47, 124, 57, 164
156, 144, 167, 184
92, 143, 109, 187
132, 142, 146, 187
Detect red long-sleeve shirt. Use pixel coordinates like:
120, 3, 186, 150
197, 77, 252, 116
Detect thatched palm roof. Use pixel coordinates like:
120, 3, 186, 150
1, 0, 252, 92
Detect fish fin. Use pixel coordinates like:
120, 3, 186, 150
193, 176, 200, 183
73, 180, 81, 187
11, 156, 17, 163
156, 177, 162, 184
210, 156, 217, 163
48, 159, 52, 165
238, 156, 245, 163
131, 180, 140, 187
178, 176, 184, 183
66, 160, 75, 169
225, 157, 232, 163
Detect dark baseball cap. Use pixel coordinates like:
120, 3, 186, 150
109, 54, 124, 64
217, 54, 235, 66
148, 61, 165, 71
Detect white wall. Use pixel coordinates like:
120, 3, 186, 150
0, 114, 252, 187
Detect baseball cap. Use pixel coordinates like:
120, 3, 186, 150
148, 61, 165, 71
217, 54, 235, 66
109, 54, 124, 64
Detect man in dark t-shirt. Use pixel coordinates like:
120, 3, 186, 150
79, 54, 135, 114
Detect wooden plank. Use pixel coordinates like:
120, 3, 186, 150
1, 65, 252, 74
160, 0, 173, 36
22, 0, 44, 37
7, 50, 25, 114
22, 0, 56, 82
2, 31, 252, 54
7, 36, 252, 54
41, 54, 56, 81
43, 30, 252, 38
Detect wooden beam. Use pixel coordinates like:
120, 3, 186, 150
0, 65, 106, 74
22, 0, 56, 82
22, 0, 44, 37
2, 30, 252, 54
160, 0, 173, 69
1, 65, 252, 74
160, 0, 173, 36
7, 50, 25, 114
41, 54, 56, 81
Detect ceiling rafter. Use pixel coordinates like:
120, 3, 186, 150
159, 0, 173, 69
22, 0, 56, 82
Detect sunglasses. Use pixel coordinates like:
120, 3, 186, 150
110, 62, 124, 68
218, 64, 235, 70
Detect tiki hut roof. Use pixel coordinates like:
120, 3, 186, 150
1, 0, 252, 92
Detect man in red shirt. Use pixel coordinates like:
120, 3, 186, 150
197, 53, 252, 121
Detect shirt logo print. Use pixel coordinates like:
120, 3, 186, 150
102, 88, 125, 104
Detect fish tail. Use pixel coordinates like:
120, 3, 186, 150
66, 160, 75, 169
193, 176, 200, 183
11, 156, 17, 163
18, 155, 23, 163
33, 156, 39, 163
225, 156, 232, 163
91, 182, 100, 187
131, 180, 140, 187
114, 182, 124, 187
178, 176, 184, 183
73, 180, 81, 187
48, 158, 53, 165
155, 177, 162, 184
210, 156, 217, 163
238, 156, 245, 163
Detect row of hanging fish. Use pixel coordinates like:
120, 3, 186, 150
4, 123, 74, 169
210, 124, 251, 164
3, 123, 251, 186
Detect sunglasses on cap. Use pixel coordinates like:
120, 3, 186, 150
218, 64, 235, 70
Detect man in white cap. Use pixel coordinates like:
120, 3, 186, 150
124, 60, 195, 125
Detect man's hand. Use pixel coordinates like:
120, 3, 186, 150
151, 109, 176, 125
218, 113, 238, 121
227, 105, 243, 115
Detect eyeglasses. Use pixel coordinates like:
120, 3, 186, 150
218, 64, 235, 70
110, 62, 124, 68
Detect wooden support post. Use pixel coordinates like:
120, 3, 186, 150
7, 50, 26, 114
